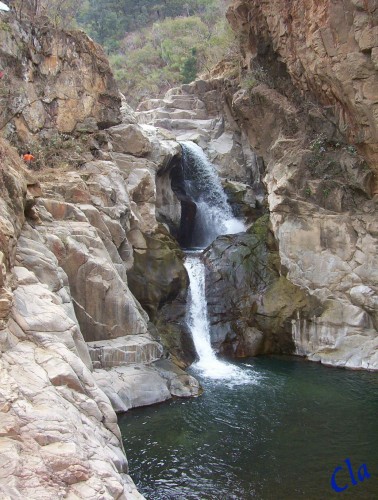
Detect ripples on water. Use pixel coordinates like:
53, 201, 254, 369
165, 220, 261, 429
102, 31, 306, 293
119, 357, 378, 499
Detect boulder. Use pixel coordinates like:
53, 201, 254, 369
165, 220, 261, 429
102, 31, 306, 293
204, 216, 313, 356
93, 360, 201, 413
107, 124, 152, 157
87, 335, 163, 369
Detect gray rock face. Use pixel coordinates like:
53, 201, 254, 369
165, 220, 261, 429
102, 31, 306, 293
0, 18, 121, 141
1, 246, 143, 499
88, 335, 164, 368
93, 360, 201, 413
93, 365, 172, 412
127, 228, 188, 321
0, 129, 196, 498
137, 71, 378, 370
107, 124, 152, 156
18, 217, 149, 343
204, 220, 313, 357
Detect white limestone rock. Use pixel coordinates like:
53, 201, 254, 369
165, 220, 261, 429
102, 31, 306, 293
93, 365, 172, 412
93, 360, 201, 413
0, 269, 144, 499
107, 123, 152, 157
88, 335, 164, 368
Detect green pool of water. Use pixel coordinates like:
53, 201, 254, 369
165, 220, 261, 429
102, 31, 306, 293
119, 356, 378, 499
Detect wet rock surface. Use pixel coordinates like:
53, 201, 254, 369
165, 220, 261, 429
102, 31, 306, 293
204, 216, 315, 357
127, 228, 188, 321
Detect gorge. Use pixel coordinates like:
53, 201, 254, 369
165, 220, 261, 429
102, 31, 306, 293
0, 0, 377, 498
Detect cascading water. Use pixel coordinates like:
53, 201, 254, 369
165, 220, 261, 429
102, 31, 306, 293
181, 141, 245, 247
184, 253, 252, 383
181, 142, 251, 382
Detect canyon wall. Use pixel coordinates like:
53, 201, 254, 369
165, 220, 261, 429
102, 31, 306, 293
0, 12, 200, 499
1, 1, 377, 496
138, 0, 378, 370
227, 0, 378, 184
225, 0, 378, 368
0, 139, 144, 499
0, 14, 121, 141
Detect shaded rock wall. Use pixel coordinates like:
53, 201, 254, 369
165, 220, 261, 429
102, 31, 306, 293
227, 0, 378, 187
223, 0, 378, 369
204, 216, 318, 357
126, 228, 188, 321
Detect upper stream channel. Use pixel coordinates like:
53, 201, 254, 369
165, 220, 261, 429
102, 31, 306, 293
119, 142, 378, 499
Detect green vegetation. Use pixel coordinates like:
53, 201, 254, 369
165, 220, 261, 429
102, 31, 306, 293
304, 185, 312, 197
77, 0, 229, 50
345, 144, 357, 155
75, 0, 237, 106
310, 134, 327, 153
11, 1, 237, 106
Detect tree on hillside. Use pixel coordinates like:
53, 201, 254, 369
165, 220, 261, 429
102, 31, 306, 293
10, 0, 80, 26
76, 0, 231, 52
109, 4, 237, 106
181, 48, 198, 84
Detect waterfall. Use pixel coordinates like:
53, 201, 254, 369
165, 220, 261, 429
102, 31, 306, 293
180, 144, 253, 382
185, 253, 253, 383
184, 253, 220, 370
181, 141, 245, 248
181, 142, 251, 384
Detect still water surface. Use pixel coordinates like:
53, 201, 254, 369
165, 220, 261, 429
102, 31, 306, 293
119, 357, 378, 499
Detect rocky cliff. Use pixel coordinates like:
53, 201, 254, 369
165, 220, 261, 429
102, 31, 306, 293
138, 0, 378, 370
227, 0, 378, 186
1, 1, 378, 497
225, 0, 378, 369
0, 11, 200, 499
0, 14, 121, 141
0, 138, 144, 498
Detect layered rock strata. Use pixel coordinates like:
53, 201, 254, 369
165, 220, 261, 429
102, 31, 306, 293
227, 0, 378, 186
0, 15, 201, 499
0, 120, 202, 497
0, 139, 143, 499
225, 0, 378, 369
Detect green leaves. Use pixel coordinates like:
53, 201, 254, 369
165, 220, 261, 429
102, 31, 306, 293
76, 0, 237, 106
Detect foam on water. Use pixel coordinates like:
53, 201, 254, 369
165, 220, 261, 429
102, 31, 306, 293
185, 253, 256, 386
181, 141, 245, 247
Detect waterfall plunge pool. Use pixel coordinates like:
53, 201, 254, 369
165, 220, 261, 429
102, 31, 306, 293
119, 356, 378, 499
120, 143, 378, 499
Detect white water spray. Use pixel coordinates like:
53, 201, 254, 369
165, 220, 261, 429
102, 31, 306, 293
185, 254, 254, 384
181, 141, 245, 247
181, 142, 256, 383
